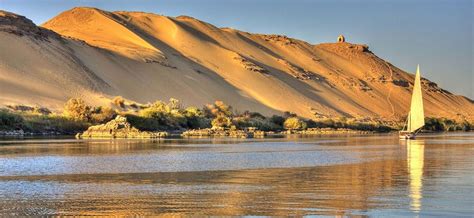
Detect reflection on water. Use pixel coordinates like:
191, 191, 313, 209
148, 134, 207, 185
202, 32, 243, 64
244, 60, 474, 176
0, 133, 473, 216
406, 140, 425, 212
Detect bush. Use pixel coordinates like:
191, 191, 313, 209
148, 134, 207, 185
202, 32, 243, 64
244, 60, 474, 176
0, 109, 24, 130
247, 117, 278, 131
137, 100, 184, 130
131, 99, 211, 130
21, 113, 89, 133
139, 101, 168, 118
284, 117, 307, 130
184, 107, 210, 129
233, 113, 279, 131
63, 98, 92, 122
269, 115, 285, 129
168, 98, 181, 110
205, 100, 233, 117
424, 117, 473, 132
167, 110, 187, 128
283, 111, 297, 118
90, 106, 116, 124
211, 115, 232, 128
112, 96, 126, 108
305, 117, 392, 132
0, 108, 89, 133
126, 114, 163, 131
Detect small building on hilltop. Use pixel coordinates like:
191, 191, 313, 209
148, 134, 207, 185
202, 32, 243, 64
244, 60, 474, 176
337, 34, 345, 43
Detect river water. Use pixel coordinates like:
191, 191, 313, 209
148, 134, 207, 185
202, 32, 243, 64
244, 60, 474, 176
0, 133, 473, 216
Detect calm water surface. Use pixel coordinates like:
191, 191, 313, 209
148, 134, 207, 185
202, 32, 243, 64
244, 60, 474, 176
0, 133, 473, 216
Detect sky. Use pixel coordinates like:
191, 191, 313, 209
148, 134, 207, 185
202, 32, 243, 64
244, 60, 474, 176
1, 0, 472, 98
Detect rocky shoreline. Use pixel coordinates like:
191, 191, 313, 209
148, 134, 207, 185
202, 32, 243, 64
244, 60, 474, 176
0, 130, 25, 136
0, 116, 382, 139
286, 128, 373, 135
181, 127, 266, 138
180, 127, 375, 138
0, 130, 65, 137
1, 126, 377, 139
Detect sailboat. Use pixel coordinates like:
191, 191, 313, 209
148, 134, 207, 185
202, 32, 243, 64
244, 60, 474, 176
400, 65, 425, 140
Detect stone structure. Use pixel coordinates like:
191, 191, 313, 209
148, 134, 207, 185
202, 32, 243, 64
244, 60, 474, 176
337, 34, 345, 43
76, 115, 168, 139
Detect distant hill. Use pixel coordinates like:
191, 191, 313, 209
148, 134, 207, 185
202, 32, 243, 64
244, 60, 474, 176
0, 7, 472, 121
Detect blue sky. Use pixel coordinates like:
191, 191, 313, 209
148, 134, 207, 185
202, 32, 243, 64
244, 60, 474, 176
1, 0, 472, 98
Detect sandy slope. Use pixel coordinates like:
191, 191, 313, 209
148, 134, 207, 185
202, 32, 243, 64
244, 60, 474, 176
1, 8, 473, 121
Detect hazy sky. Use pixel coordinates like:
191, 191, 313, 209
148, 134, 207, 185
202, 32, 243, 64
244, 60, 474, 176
1, 0, 472, 98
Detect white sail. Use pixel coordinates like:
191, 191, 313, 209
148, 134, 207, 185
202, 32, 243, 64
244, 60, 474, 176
407, 65, 425, 132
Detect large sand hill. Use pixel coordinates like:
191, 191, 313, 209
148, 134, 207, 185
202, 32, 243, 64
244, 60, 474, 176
1, 8, 473, 121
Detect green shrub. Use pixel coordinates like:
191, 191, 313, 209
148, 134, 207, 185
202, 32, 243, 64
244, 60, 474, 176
424, 117, 473, 132
284, 117, 307, 130
211, 115, 232, 128
63, 98, 92, 122
136, 99, 190, 130
205, 100, 233, 117
306, 117, 392, 132
167, 110, 187, 128
247, 117, 278, 131
21, 113, 89, 133
112, 96, 126, 108
283, 111, 297, 118
168, 98, 181, 110
90, 106, 116, 124
0, 109, 24, 130
184, 107, 210, 129
126, 114, 163, 131
233, 114, 279, 131
269, 115, 285, 129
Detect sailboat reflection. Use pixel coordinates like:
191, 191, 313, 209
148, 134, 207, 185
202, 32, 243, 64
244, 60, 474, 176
406, 139, 425, 212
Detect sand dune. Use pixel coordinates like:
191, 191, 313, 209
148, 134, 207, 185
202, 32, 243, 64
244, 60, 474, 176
1, 8, 472, 121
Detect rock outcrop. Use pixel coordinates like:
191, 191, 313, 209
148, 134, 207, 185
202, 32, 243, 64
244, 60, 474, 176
0, 129, 25, 136
76, 115, 168, 138
0, 10, 58, 40
233, 55, 269, 74
277, 59, 314, 80
181, 127, 266, 138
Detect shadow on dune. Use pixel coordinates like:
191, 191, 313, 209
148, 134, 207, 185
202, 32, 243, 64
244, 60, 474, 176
88, 15, 282, 115
247, 57, 355, 117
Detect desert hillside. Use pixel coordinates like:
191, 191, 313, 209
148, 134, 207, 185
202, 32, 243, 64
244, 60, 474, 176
0, 7, 473, 121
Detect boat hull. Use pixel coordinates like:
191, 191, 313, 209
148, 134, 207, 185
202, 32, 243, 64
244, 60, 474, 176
399, 131, 416, 140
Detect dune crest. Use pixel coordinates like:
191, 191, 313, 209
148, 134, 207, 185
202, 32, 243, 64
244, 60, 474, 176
42, 7, 165, 62
0, 8, 472, 121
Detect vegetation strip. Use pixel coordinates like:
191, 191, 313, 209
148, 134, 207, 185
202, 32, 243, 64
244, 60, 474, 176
1, 97, 472, 137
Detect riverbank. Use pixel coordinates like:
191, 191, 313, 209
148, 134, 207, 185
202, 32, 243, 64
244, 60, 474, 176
1, 99, 396, 138
0, 125, 379, 139
181, 127, 375, 138
75, 116, 385, 139
2, 98, 472, 138
0, 130, 64, 137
